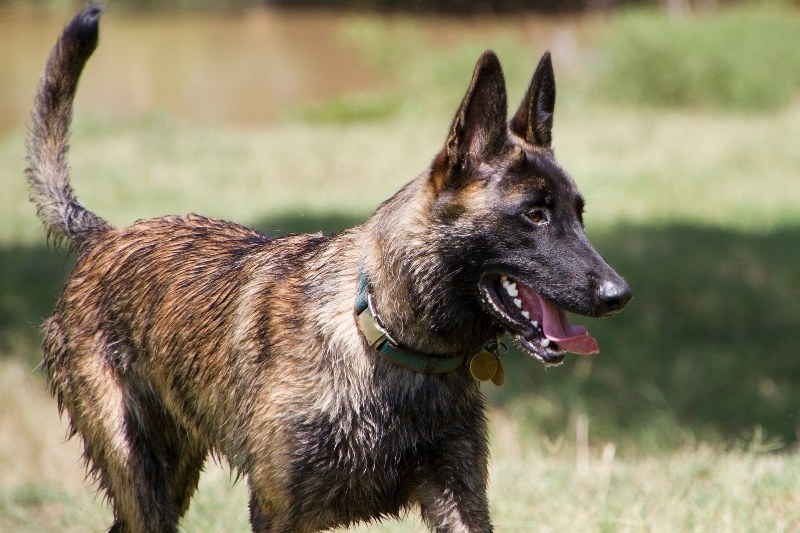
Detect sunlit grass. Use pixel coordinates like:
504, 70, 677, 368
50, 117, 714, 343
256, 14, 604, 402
1, 358, 798, 532
4, 100, 799, 248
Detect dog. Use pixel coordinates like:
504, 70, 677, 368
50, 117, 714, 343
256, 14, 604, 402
26, 5, 631, 532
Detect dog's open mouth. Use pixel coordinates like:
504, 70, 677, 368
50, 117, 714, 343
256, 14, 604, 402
479, 274, 599, 366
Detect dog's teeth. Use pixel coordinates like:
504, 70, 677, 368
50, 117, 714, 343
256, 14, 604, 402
521, 311, 530, 320
505, 283, 518, 297
531, 320, 539, 329
501, 275, 509, 285
513, 298, 522, 308
541, 338, 551, 348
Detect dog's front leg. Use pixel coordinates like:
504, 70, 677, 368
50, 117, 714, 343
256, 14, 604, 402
414, 477, 493, 533
411, 428, 493, 533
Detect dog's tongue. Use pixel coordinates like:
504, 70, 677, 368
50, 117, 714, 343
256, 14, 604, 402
517, 284, 599, 355
540, 299, 599, 354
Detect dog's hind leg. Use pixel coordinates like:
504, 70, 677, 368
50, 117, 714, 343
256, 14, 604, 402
103, 383, 208, 533
78, 377, 207, 533
43, 319, 207, 532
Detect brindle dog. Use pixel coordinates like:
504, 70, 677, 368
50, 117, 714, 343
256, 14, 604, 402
26, 5, 631, 532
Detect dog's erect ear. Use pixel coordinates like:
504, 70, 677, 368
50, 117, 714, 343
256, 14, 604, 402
438, 51, 508, 175
510, 52, 556, 148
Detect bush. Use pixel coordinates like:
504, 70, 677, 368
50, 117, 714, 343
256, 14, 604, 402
595, 6, 800, 110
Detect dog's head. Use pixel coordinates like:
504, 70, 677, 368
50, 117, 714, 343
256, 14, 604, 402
427, 51, 632, 365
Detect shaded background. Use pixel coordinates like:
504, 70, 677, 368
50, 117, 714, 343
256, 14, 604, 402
0, 0, 799, 530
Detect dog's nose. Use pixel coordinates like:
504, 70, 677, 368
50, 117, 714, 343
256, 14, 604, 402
597, 279, 633, 316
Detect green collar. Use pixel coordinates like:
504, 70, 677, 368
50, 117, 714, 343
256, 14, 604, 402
355, 270, 492, 375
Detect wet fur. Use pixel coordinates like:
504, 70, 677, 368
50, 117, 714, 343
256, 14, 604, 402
27, 6, 629, 533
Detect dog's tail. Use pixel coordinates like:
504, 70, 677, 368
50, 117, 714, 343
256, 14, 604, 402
25, 4, 112, 251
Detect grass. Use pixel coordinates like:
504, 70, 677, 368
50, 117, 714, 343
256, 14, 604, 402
1, 359, 799, 532
2, 5, 800, 531
3, 105, 799, 530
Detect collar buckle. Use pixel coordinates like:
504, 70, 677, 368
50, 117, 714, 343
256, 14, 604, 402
355, 269, 495, 377
357, 294, 393, 350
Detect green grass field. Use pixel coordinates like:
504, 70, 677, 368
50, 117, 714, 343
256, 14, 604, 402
1, 5, 799, 532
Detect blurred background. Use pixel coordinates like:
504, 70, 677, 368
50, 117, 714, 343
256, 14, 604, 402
1, 0, 799, 531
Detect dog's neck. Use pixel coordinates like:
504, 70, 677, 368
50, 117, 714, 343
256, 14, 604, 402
359, 176, 500, 358
354, 270, 480, 373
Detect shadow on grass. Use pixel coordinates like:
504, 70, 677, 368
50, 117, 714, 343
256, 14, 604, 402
3, 214, 798, 448
493, 224, 800, 451
0, 246, 76, 361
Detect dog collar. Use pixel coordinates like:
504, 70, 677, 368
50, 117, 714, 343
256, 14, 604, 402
355, 270, 503, 380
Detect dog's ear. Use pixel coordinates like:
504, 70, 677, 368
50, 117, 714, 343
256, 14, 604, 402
433, 51, 507, 188
510, 51, 556, 148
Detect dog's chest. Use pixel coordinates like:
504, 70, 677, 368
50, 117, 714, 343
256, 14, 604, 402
286, 371, 484, 522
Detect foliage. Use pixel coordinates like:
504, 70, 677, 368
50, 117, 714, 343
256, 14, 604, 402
0, 0, 727, 13
595, 6, 800, 110
289, 14, 537, 123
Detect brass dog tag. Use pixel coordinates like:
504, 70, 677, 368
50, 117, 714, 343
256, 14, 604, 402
491, 358, 505, 386
470, 351, 498, 382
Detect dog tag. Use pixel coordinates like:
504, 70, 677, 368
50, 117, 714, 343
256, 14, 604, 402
491, 358, 505, 386
470, 351, 498, 382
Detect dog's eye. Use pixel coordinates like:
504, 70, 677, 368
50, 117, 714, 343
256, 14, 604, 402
524, 208, 549, 226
